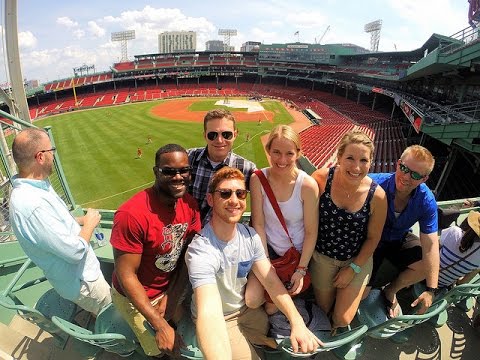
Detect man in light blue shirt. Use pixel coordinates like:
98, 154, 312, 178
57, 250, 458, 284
9, 128, 111, 315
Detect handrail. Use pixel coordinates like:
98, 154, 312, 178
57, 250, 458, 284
1, 258, 32, 296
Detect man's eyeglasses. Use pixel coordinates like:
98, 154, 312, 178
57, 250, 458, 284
213, 189, 249, 200
155, 166, 191, 177
35, 148, 56, 158
398, 161, 427, 180
206, 131, 234, 141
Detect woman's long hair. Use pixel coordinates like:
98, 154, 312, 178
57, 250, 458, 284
459, 218, 480, 252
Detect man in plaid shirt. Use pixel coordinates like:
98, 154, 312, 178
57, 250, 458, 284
188, 109, 256, 224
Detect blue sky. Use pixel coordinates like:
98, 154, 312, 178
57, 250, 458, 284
0, 0, 471, 85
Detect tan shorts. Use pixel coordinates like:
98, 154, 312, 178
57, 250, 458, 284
111, 287, 163, 356
309, 251, 372, 290
74, 274, 112, 316
194, 306, 275, 360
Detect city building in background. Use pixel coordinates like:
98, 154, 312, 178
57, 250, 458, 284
241, 41, 261, 52
158, 31, 196, 53
205, 40, 224, 51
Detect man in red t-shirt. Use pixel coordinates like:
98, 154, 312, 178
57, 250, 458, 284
111, 143, 200, 358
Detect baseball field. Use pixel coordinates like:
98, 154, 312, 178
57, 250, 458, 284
32, 97, 302, 210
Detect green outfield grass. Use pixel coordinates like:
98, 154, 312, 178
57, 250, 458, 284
32, 98, 293, 210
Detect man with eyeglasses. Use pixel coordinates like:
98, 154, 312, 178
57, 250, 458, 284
186, 167, 322, 359
188, 109, 256, 225
9, 128, 111, 316
367, 145, 439, 318
110, 143, 200, 358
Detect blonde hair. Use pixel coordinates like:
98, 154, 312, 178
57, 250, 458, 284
265, 125, 301, 155
337, 130, 374, 160
400, 145, 435, 174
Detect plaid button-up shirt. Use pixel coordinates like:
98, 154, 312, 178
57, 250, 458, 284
188, 147, 256, 225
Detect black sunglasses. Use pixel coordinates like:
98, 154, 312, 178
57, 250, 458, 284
398, 161, 426, 181
156, 166, 191, 177
207, 131, 234, 141
213, 189, 249, 200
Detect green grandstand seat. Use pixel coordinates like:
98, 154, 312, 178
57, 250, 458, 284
280, 324, 368, 358
176, 314, 204, 359
332, 289, 448, 360
0, 288, 77, 349
52, 303, 144, 358
413, 274, 480, 327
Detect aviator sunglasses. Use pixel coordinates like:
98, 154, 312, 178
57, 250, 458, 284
156, 166, 192, 177
398, 161, 426, 180
206, 131, 234, 141
213, 189, 249, 200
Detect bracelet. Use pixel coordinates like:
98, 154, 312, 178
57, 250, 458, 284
295, 268, 307, 276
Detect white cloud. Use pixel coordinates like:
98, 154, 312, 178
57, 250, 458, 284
250, 27, 278, 44
87, 21, 106, 38
388, 0, 466, 35
98, 6, 216, 54
18, 31, 37, 49
56, 16, 78, 28
285, 12, 327, 29
73, 29, 85, 39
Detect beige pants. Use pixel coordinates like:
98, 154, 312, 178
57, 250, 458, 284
111, 287, 164, 356
73, 274, 111, 316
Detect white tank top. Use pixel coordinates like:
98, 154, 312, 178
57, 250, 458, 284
261, 168, 306, 256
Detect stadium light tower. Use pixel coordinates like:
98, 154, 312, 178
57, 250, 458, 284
364, 19, 382, 52
111, 30, 136, 62
218, 29, 237, 51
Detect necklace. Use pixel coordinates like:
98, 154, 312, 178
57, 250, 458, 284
338, 178, 360, 199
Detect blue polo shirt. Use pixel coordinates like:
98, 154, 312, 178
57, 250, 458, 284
368, 173, 438, 245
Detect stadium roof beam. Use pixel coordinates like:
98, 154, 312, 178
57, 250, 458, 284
111, 30, 136, 62
364, 19, 382, 52
218, 29, 237, 51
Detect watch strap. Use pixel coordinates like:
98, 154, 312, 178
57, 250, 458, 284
349, 262, 361, 274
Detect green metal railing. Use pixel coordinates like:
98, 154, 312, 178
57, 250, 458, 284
0, 109, 76, 242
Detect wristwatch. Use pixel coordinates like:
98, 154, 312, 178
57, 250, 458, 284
349, 262, 361, 274
425, 286, 438, 295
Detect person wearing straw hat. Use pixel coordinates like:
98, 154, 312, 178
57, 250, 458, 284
438, 210, 480, 288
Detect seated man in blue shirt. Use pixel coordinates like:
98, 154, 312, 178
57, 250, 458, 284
368, 145, 439, 317
9, 128, 111, 316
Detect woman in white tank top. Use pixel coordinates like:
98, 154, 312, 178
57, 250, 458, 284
245, 125, 319, 314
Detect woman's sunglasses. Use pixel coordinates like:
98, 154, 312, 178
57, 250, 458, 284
207, 131, 234, 141
213, 189, 249, 200
398, 161, 426, 180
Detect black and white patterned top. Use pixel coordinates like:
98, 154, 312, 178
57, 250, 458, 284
316, 167, 377, 261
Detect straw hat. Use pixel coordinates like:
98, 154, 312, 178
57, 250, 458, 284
467, 211, 480, 237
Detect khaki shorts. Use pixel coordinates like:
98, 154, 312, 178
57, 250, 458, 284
111, 287, 163, 356
195, 306, 275, 360
310, 251, 372, 290
74, 274, 112, 316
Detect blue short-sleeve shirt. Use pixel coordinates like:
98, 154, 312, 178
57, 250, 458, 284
368, 172, 438, 244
